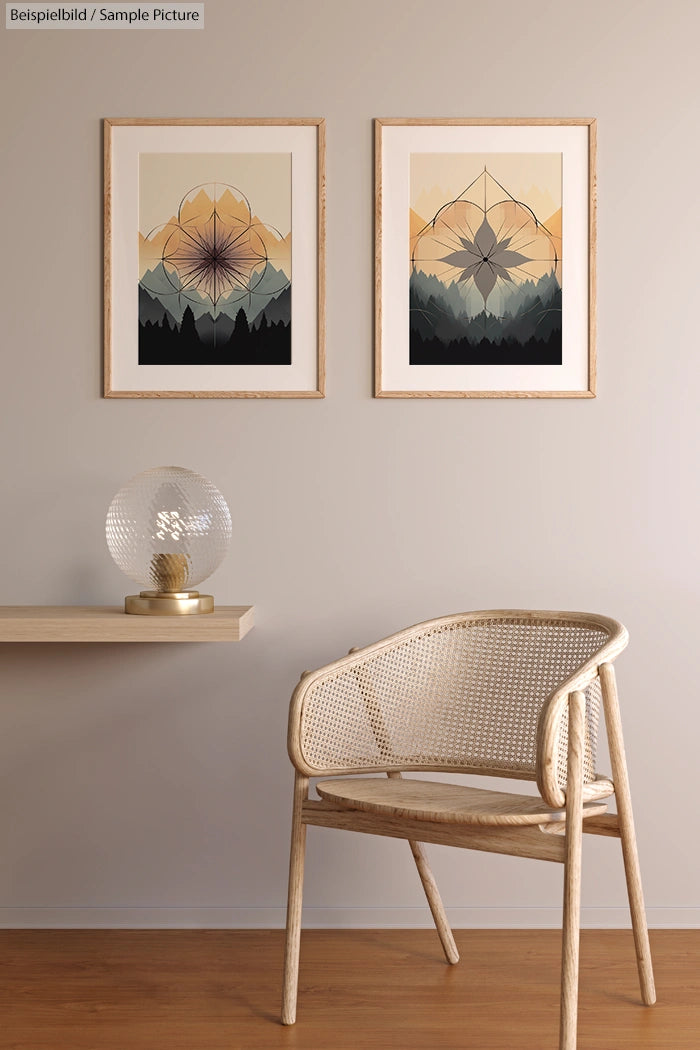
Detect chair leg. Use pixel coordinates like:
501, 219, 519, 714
600, 663, 656, 1005
408, 839, 460, 964
281, 773, 309, 1025
386, 772, 459, 964
560, 691, 585, 1050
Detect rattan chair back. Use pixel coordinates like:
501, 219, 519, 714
288, 610, 628, 808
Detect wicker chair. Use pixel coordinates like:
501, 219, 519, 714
281, 610, 655, 1049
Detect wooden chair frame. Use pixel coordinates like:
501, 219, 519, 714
281, 611, 655, 1049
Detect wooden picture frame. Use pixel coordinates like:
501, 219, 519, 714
104, 118, 325, 398
375, 118, 596, 398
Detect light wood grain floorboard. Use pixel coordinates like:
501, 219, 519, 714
0, 929, 695, 1050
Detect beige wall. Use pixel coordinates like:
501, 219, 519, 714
1, 0, 698, 927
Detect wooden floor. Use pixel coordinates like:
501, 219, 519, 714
0, 929, 696, 1049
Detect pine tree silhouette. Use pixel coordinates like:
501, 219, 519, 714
233, 308, 250, 341
180, 305, 199, 346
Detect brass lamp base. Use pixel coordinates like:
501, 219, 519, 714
125, 591, 215, 615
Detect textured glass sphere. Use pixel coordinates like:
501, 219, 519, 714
106, 467, 232, 592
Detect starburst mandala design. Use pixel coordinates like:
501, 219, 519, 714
141, 182, 290, 317
164, 208, 265, 308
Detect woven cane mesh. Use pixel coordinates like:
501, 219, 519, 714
555, 674, 603, 790
300, 618, 608, 786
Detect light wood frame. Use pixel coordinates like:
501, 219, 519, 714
281, 611, 655, 1050
375, 118, 596, 398
104, 118, 325, 398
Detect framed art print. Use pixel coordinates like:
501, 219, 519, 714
375, 118, 596, 398
104, 118, 325, 397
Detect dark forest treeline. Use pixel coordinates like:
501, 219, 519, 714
409, 272, 562, 364
139, 306, 291, 366
410, 330, 563, 366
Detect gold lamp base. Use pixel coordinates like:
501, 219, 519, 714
125, 591, 215, 615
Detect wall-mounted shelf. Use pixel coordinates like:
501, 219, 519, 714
0, 606, 254, 642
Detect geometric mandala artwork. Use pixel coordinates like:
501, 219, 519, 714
138, 155, 292, 366
105, 117, 325, 399
410, 156, 563, 365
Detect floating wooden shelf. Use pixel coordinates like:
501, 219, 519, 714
0, 606, 254, 642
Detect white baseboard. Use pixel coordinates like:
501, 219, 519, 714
0, 907, 697, 929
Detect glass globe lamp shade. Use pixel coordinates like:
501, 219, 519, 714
106, 466, 232, 615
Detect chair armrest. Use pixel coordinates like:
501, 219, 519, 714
536, 622, 628, 808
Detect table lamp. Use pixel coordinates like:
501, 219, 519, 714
106, 466, 232, 615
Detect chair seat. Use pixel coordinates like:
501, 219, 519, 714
316, 777, 608, 826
